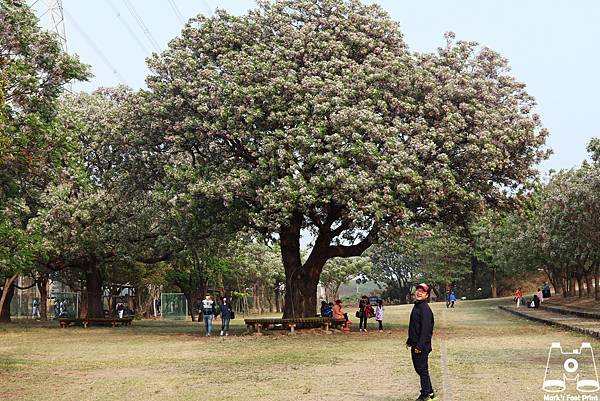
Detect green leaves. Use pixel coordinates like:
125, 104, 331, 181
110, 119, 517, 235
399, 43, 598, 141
0, 0, 88, 278
146, 0, 548, 242
320, 256, 370, 299
470, 140, 600, 294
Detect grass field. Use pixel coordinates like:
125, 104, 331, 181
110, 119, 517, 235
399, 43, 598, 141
0, 298, 596, 401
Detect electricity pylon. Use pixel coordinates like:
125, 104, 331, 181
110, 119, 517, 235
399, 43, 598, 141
31, 0, 68, 52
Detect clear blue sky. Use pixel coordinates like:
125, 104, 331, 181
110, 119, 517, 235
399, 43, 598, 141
32, 0, 600, 172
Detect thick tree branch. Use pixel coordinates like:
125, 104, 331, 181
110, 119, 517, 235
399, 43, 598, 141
327, 225, 379, 259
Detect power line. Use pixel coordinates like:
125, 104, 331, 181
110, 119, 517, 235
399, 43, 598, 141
123, 0, 161, 53
64, 8, 129, 86
167, 0, 185, 25
104, 0, 150, 56
200, 0, 214, 17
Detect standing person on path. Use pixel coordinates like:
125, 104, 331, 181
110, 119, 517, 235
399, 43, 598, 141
406, 283, 437, 401
543, 282, 551, 299
201, 295, 216, 336
515, 287, 523, 308
536, 288, 544, 304
449, 291, 456, 308
31, 298, 40, 319
358, 296, 368, 332
375, 299, 384, 332
219, 297, 232, 336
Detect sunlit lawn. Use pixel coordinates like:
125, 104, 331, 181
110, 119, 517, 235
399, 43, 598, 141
0, 298, 595, 400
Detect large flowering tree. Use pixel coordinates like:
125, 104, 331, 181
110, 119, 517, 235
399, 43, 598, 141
145, 0, 548, 317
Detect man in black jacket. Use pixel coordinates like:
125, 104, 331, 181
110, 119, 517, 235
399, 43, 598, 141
406, 283, 437, 401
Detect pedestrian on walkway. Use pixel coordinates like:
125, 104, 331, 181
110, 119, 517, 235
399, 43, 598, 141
219, 297, 232, 336
543, 282, 551, 299
406, 283, 437, 401
536, 288, 544, 304
201, 295, 216, 336
515, 287, 523, 308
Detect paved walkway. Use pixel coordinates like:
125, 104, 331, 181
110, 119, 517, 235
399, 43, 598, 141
540, 303, 600, 319
499, 304, 600, 338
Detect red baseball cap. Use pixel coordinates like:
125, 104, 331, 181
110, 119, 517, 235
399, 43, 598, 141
416, 283, 429, 293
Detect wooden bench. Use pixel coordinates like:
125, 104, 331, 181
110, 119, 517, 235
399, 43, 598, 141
59, 317, 133, 328
244, 317, 345, 334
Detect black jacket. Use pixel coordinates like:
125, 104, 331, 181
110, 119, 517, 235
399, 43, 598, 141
219, 303, 232, 319
406, 300, 434, 352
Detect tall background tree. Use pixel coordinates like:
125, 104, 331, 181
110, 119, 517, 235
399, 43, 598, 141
368, 241, 417, 304
0, 0, 88, 320
319, 256, 371, 301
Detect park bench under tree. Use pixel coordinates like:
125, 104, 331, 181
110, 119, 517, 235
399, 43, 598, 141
244, 317, 345, 334
58, 317, 133, 328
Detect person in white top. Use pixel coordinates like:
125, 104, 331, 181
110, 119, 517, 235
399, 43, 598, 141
201, 296, 216, 336
375, 299, 384, 332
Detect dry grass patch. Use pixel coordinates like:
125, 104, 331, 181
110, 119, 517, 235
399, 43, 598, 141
1, 298, 598, 400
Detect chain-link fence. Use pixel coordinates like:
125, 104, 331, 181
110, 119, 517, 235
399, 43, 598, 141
48, 292, 80, 319
160, 293, 188, 320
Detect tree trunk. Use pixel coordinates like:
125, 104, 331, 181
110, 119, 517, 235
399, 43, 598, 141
400, 287, 410, 304
281, 230, 320, 318
430, 284, 440, 301
0, 282, 15, 323
586, 274, 593, 298
254, 285, 259, 314
274, 288, 281, 313
556, 276, 567, 298
37, 275, 49, 321
490, 268, 497, 298
85, 265, 104, 318
132, 288, 142, 319
0, 274, 19, 322
595, 267, 599, 301
184, 287, 204, 322
280, 211, 374, 319
283, 270, 320, 318
267, 288, 274, 313
470, 256, 479, 299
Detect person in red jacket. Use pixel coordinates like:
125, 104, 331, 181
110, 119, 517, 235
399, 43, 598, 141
515, 287, 523, 308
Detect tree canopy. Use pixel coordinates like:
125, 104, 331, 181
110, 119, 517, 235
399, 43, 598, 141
144, 0, 549, 316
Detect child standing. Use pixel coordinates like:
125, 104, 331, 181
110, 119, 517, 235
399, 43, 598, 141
375, 299, 384, 332
515, 287, 523, 308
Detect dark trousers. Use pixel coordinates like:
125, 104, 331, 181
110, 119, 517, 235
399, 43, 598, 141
411, 348, 433, 396
377, 319, 383, 330
359, 315, 367, 330
221, 317, 231, 334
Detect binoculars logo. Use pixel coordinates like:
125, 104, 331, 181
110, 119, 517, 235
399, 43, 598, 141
543, 342, 600, 393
